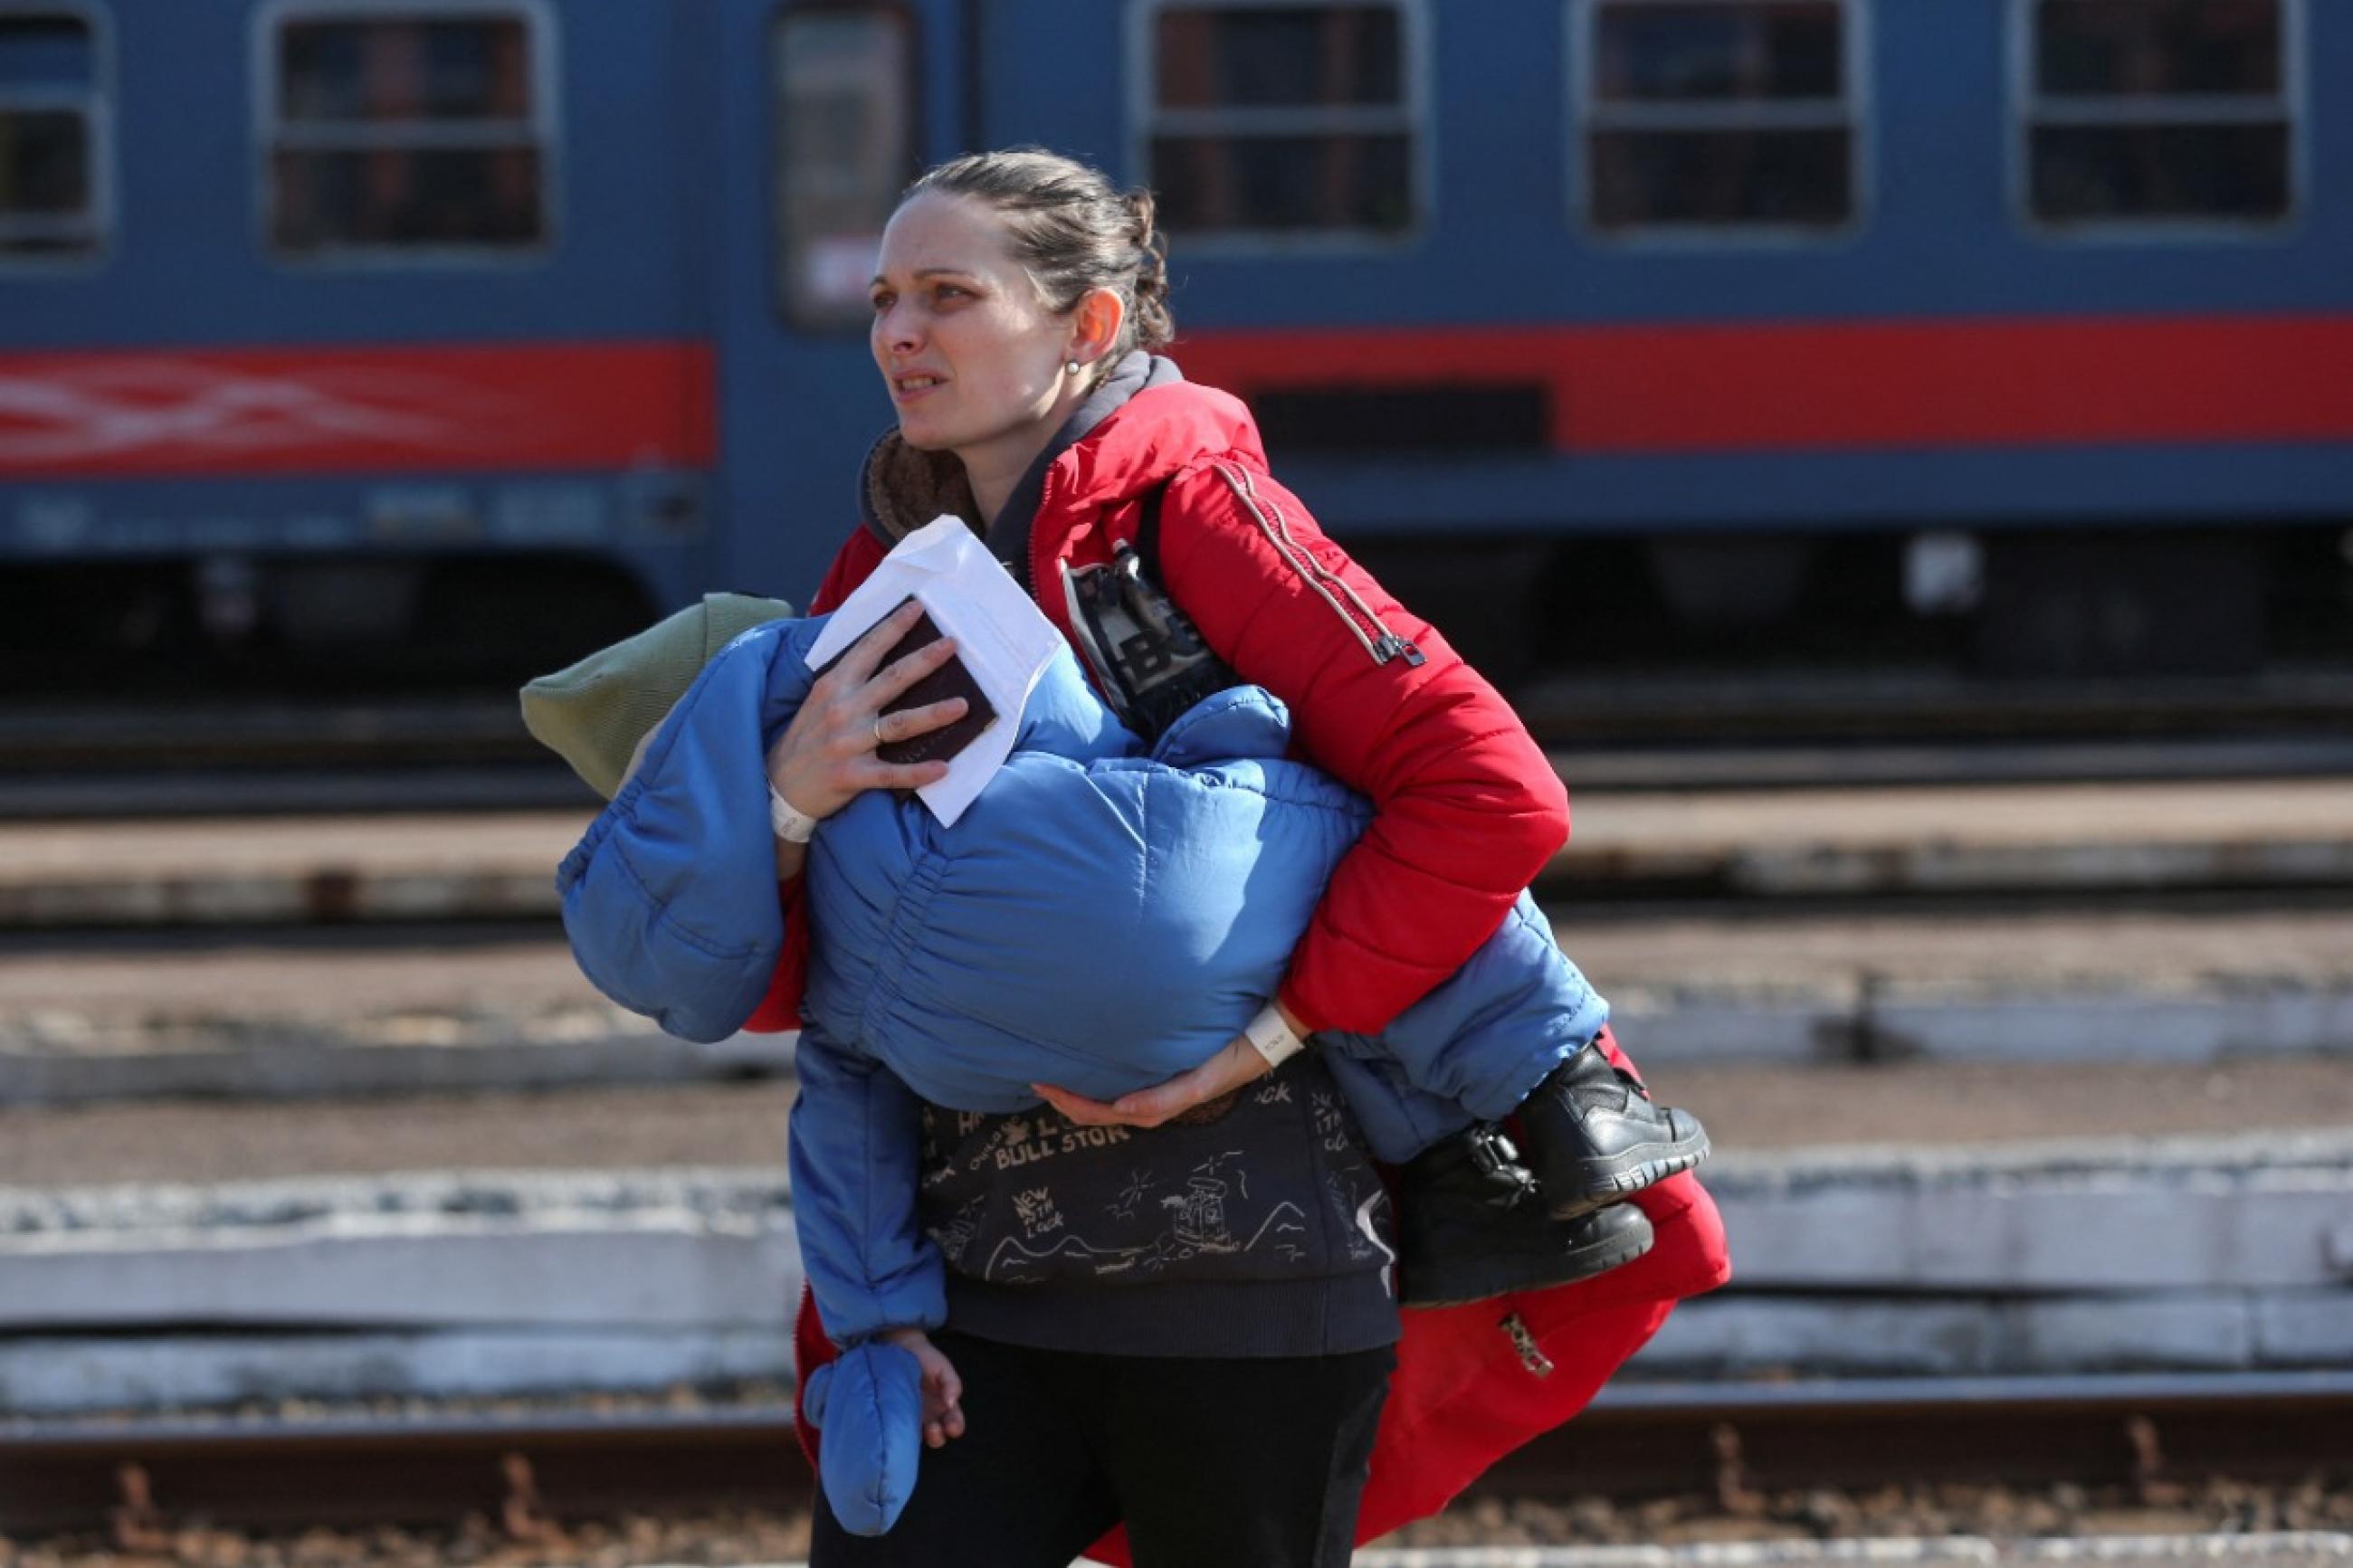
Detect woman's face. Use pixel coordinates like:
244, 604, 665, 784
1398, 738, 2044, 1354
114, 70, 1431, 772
869, 192, 1076, 456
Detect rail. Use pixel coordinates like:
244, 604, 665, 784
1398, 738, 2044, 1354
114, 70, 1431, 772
5, 1373, 2348, 1537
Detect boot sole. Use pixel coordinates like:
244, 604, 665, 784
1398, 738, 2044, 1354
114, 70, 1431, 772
1399, 1218, 1657, 1309
1544, 1130, 1712, 1223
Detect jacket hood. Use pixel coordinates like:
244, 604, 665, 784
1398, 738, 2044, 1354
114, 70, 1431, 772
857, 352, 1267, 546
857, 426, 980, 546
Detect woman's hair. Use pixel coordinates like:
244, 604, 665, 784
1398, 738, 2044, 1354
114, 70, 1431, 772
900, 147, 1176, 370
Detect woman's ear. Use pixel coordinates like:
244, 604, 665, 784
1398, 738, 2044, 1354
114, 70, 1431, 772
1072, 285, 1126, 365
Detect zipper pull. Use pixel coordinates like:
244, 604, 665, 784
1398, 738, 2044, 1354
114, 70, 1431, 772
1372, 632, 1425, 668
1500, 1312, 1554, 1378
1109, 541, 1180, 640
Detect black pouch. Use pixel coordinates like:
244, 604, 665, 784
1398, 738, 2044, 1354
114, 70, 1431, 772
809, 595, 999, 766
1059, 480, 1240, 746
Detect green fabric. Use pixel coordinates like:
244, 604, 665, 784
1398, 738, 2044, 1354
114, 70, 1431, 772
519, 592, 795, 798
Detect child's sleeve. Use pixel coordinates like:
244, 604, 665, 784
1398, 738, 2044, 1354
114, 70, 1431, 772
786, 1022, 947, 1345
742, 527, 894, 1033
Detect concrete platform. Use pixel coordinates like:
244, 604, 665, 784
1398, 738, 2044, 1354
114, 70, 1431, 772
1556, 779, 2353, 897
0, 1168, 802, 1414
0, 1327, 790, 1417
6, 896, 2350, 1106
6, 1132, 2351, 1411
3, 777, 2350, 929
0, 939, 790, 1105
1652, 1130, 2353, 1380
0, 810, 580, 927
7, 1055, 2353, 1189
1559, 903, 2353, 1068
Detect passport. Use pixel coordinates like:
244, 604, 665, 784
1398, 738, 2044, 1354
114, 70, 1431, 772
817, 596, 999, 766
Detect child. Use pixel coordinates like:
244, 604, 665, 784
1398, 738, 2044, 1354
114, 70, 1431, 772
540, 598, 1710, 1533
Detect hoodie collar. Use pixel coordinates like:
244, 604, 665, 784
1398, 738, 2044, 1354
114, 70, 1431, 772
982, 349, 1177, 568
855, 352, 1264, 557
855, 427, 979, 548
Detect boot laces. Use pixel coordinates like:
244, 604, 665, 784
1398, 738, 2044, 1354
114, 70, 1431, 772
1553, 1044, 1653, 1116
1466, 1125, 1542, 1211
1565, 1065, 1648, 1116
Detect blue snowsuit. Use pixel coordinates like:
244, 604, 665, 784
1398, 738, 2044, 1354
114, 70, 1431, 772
557, 613, 1610, 1530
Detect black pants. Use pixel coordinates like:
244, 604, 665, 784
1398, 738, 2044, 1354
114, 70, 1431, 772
808, 1329, 1395, 1568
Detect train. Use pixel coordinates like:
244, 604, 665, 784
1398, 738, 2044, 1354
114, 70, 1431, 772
2, 0, 2347, 687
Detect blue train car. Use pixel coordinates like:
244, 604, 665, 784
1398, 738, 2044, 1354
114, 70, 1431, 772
2, 0, 2347, 674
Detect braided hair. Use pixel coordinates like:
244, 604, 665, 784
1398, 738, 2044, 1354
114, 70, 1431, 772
901, 148, 1175, 383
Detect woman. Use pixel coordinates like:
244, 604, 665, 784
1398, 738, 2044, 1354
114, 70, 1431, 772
759, 148, 1727, 1567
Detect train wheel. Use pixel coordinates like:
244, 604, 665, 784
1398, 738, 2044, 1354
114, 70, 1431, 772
412, 558, 653, 682
1972, 533, 2263, 679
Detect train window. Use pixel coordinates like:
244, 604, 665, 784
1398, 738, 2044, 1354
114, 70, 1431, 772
773, 5, 916, 330
1137, 2, 1424, 241
2021, 0, 2297, 229
262, 3, 555, 258
1576, 0, 1863, 237
0, 6, 106, 260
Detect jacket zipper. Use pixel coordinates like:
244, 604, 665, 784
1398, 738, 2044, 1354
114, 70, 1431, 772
1501, 1312, 1556, 1378
1015, 472, 1049, 602
1210, 462, 1425, 670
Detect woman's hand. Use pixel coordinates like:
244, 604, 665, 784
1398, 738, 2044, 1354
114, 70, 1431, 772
766, 597, 969, 822
1035, 998, 1310, 1127
879, 1326, 966, 1448
1033, 1032, 1274, 1129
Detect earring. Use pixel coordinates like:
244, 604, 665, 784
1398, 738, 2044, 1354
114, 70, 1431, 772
1065, 359, 1081, 375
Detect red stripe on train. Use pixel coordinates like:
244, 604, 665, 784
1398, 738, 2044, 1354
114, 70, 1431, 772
5, 317, 2344, 480
0, 342, 715, 479
1171, 313, 2353, 452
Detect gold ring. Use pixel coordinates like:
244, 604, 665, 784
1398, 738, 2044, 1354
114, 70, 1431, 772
872, 713, 887, 747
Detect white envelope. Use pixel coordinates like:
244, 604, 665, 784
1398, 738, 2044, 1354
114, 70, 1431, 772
802, 516, 1065, 826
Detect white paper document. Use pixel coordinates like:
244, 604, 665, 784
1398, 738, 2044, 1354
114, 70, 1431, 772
802, 515, 1064, 826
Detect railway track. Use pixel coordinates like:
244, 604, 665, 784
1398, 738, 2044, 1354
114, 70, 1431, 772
5, 1373, 2348, 1537
0, 697, 586, 818
16, 669, 2353, 763
1511, 666, 2353, 746
7, 697, 2353, 822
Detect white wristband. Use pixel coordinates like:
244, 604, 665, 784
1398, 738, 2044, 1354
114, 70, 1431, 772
768, 784, 820, 844
1243, 1003, 1307, 1069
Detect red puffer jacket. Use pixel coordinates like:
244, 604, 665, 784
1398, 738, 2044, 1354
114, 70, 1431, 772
756, 375, 1571, 1037
772, 376, 1731, 1552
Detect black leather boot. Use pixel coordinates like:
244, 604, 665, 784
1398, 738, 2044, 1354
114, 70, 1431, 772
1396, 1124, 1655, 1308
1515, 1041, 1711, 1222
